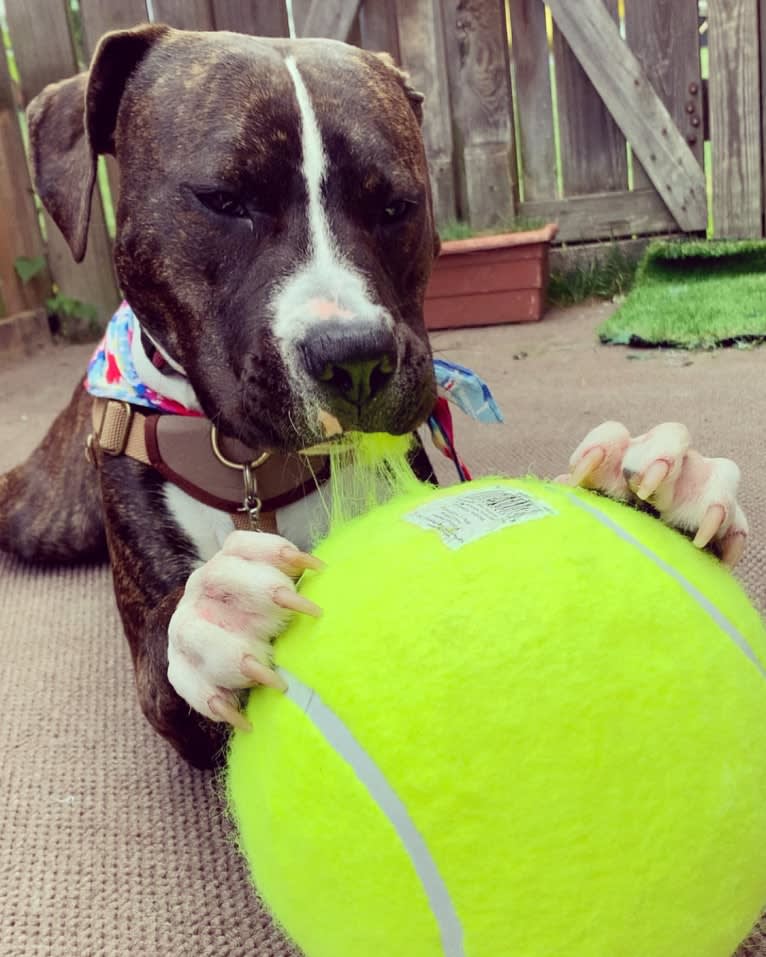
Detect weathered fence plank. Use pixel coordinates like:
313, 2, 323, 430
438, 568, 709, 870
80, 0, 149, 53
0, 43, 49, 317
298, 0, 362, 39
708, 0, 762, 237
7, 3, 74, 106
358, 0, 401, 59
5, 0, 119, 322
394, 0, 456, 225
519, 187, 678, 243
2, 0, 762, 307
440, 0, 515, 230
346, 14, 363, 47
553, 0, 627, 196
211, 0, 289, 36
624, 0, 703, 192
761, 0, 766, 234
507, 0, 556, 202
79, 0, 149, 206
546, 0, 707, 232
290, 0, 311, 35
151, 0, 214, 30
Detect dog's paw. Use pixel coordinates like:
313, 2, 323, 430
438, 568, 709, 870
167, 531, 324, 730
558, 422, 748, 567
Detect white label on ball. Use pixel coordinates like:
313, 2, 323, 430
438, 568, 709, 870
404, 486, 556, 549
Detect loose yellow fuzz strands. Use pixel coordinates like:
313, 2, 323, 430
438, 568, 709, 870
320, 431, 422, 530
228, 477, 766, 957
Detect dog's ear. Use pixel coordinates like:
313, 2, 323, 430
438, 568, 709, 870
26, 24, 169, 263
372, 52, 425, 124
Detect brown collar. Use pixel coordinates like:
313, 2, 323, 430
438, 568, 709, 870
87, 397, 331, 533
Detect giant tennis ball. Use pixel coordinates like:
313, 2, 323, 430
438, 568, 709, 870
227, 476, 766, 957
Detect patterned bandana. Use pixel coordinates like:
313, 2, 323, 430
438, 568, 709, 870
426, 359, 504, 481
86, 301, 202, 415
85, 302, 504, 479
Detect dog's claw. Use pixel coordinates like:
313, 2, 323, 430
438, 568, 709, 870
720, 530, 747, 568
209, 694, 252, 732
168, 531, 320, 726
570, 446, 605, 487
273, 585, 322, 618
635, 459, 670, 501
279, 546, 326, 576
693, 504, 726, 549
241, 654, 287, 692
222, 531, 325, 578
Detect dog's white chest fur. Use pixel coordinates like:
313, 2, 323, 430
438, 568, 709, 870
163, 483, 322, 563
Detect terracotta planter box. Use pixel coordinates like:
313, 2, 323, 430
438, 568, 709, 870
424, 223, 559, 331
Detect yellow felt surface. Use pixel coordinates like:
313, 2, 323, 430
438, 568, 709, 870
228, 478, 766, 957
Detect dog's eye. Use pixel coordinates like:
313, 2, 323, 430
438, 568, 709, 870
196, 190, 249, 219
382, 199, 415, 224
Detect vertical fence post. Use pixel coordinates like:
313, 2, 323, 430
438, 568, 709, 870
761, 0, 766, 236
507, 0, 557, 203
0, 42, 49, 321
5, 0, 119, 324
552, 0, 627, 196
394, 0, 457, 226
624, 0, 704, 192
440, 0, 515, 230
708, 0, 762, 237
290, 0, 312, 34
210, 1, 290, 36
292, 0, 362, 38
80, 0, 150, 47
358, 0, 401, 59
150, 0, 214, 29
79, 1, 149, 210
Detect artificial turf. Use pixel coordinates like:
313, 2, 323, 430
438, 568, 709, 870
597, 238, 766, 349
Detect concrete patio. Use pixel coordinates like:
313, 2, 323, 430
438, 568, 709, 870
2, 300, 765, 956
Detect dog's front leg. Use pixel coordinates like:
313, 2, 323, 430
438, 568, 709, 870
165, 531, 323, 736
100, 458, 321, 768
130, 586, 231, 767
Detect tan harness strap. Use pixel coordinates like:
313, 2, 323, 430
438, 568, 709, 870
93, 399, 151, 464
89, 398, 317, 536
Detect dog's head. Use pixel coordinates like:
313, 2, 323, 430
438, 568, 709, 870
28, 26, 438, 451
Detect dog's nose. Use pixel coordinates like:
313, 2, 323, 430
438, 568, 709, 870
300, 322, 397, 407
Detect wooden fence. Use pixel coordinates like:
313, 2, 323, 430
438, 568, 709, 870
0, 0, 764, 332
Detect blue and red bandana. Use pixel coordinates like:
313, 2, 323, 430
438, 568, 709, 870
85, 302, 504, 479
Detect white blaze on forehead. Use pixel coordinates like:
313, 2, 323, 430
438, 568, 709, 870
283, 56, 335, 271
274, 57, 387, 344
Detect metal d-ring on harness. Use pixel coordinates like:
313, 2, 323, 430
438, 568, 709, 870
210, 426, 271, 530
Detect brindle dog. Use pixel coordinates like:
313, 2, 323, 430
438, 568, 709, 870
1, 26, 438, 766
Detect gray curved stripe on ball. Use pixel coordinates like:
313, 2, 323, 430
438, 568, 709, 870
566, 492, 766, 679
279, 668, 466, 957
